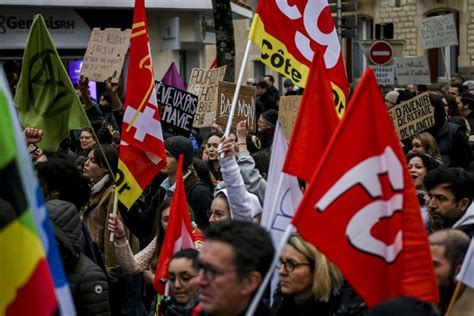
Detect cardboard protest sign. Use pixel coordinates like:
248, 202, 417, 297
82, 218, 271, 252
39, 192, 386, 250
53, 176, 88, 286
81, 28, 131, 83
387, 92, 435, 140
155, 80, 198, 136
370, 66, 395, 85
395, 57, 431, 85
419, 14, 458, 49
215, 81, 256, 133
278, 96, 302, 140
188, 66, 227, 128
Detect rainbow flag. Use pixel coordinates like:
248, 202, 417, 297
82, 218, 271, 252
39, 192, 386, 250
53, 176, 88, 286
0, 66, 75, 315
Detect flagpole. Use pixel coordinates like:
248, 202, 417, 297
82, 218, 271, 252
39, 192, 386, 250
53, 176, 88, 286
246, 224, 295, 316
223, 39, 252, 138
264, 174, 285, 230
109, 194, 119, 242
445, 281, 463, 316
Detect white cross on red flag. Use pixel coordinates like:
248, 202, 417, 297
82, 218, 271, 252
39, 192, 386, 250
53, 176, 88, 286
116, 0, 166, 209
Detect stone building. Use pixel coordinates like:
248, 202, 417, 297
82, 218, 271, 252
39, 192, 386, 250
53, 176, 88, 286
351, 0, 473, 84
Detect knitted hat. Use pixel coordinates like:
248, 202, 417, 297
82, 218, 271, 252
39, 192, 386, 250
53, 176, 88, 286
165, 136, 194, 170
384, 91, 400, 105
260, 109, 278, 127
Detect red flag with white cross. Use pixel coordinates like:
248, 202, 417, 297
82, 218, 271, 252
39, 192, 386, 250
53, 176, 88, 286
116, 0, 166, 209
292, 68, 439, 307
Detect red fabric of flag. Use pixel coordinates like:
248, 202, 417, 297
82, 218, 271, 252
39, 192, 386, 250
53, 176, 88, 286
249, 0, 349, 116
153, 155, 196, 294
292, 68, 439, 307
283, 48, 338, 182
116, 0, 166, 209
121, 0, 165, 161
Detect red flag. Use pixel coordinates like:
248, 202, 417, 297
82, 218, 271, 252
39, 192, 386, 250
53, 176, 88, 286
292, 68, 439, 307
153, 155, 196, 294
282, 48, 339, 182
116, 0, 166, 209
249, 0, 348, 117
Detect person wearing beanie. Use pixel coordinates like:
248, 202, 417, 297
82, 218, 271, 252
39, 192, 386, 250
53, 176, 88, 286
257, 109, 278, 149
384, 90, 399, 109
156, 136, 214, 230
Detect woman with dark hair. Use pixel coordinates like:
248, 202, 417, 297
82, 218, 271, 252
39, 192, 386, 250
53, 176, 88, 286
407, 152, 439, 228
81, 144, 144, 315
107, 197, 204, 280
206, 132, 224, 185
427, 94, 471, 168
191, 157, 214, 192
162, 249, 200, 315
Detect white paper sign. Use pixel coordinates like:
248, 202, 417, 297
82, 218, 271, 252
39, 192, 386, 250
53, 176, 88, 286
395, 57, 431, 85
370, 66, 395, 85
419, 14, 458, 49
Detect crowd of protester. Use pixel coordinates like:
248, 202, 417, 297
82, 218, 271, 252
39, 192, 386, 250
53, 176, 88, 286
15, 72, 474, 316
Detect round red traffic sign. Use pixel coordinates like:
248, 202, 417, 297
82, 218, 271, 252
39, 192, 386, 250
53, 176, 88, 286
369, 41, 393, 65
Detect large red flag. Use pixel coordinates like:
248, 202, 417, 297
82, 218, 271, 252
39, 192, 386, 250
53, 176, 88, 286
292, 68, 439, 307
249, 0, 348, 117
153, 155, 196, 294
116, 0, 166, 209
282, 48, 338, 182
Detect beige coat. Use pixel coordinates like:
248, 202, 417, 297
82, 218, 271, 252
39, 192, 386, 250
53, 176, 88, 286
81, 183, 139, 282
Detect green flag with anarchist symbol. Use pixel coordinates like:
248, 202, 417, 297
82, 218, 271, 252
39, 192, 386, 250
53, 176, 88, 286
14, 14, 89, 151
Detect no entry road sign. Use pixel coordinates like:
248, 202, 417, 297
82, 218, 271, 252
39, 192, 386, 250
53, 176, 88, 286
369, 41, 393, 65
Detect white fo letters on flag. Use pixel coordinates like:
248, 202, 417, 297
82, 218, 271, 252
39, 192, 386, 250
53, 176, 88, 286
315, 146, 404, 263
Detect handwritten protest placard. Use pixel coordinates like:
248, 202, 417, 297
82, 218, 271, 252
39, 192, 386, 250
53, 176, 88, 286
188, 66, 227, 128
278, 96, 302, 140
81, 28, 131, 83
155, 80, 198, 136
419, 14, 458, 49
215, 82, 256, 132
387, 92, 434, 140
395, 57, 431, 85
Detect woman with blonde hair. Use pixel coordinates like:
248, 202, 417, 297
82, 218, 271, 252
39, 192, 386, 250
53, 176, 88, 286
411, 132, 443, 165
273, 235, 366, 315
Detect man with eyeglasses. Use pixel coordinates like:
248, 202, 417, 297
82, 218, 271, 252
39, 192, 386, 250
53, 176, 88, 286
193, 220, 275, 316
424, 167, 474, 237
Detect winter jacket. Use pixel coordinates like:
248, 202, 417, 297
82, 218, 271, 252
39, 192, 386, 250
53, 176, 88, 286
436, 121, 471, 168
271, 281, 366, 316
219, 154, 262, 220
237, 150, 267, 206
46, 199, 110, 316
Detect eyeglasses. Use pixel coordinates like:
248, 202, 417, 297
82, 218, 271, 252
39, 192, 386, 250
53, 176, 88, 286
197, 261, 223, 281
425, 193, 456, 204
197, 261, 234, 281
168, 273, 197, 285
279, 259, 311, 272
